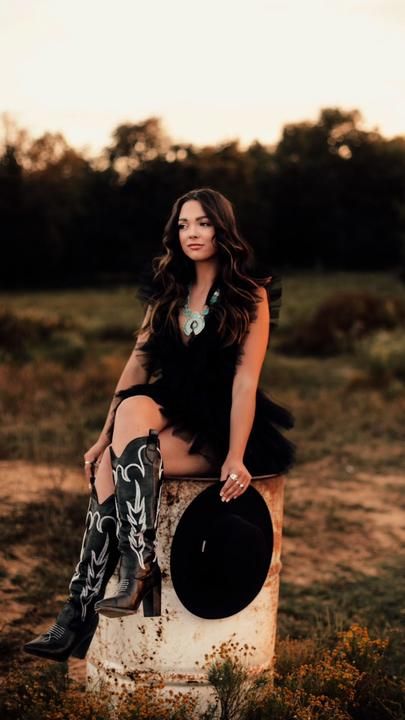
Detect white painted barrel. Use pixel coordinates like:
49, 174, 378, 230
87, 474, 284, 709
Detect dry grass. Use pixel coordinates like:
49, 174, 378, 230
1, 626, 403, 719
1, 272, 404, 470
0, 272, 404, 717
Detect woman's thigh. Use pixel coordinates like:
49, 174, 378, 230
112, 395, 168, 456
159, 425, 219, 477
112, 393, 218, 476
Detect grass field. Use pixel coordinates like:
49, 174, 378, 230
0, 271, 404, 718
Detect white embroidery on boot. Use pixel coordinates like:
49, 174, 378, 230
126, 501, 147, 569
115, 443, 148, 482
79, 534, 110, 620
42, 624, 65, 643
114, 448, 148, 569
114, 442, 164, 569
69, 507, 116, 620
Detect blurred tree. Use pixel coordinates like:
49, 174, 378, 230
23, 132, 70, 172
1, 109, 404, 289
24, 136, 95, 285
106, 117, 172, 178
0, 144, 26, 286
242, 140, 278, 264
272, 107, 405, 270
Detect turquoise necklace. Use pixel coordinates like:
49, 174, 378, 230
182, 284, 220, 336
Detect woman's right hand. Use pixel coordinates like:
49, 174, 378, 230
83, 436, 110, 488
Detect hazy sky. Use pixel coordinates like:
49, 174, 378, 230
1, 0, 404, 154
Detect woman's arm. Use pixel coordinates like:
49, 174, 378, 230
83, 304, 153, 484
98, 305, 153, 443
220, 287, 270, 500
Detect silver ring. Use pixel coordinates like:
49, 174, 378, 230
229, 473, 238, 481
238, 482, 244, 488
84, 460, 94, 466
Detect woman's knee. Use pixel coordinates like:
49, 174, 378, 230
114, 395, 164, 427
112, 395, 167, 454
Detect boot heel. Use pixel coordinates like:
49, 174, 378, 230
143, 572, 162, 617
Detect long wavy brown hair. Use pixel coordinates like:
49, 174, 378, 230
137, 187, 273, 347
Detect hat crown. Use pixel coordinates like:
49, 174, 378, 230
170, 483, 273, 619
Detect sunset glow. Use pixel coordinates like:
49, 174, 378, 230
1, 0, 405, 152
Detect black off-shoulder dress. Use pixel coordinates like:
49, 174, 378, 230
114, 274, 296, 477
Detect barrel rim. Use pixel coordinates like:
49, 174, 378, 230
164, 473, 282, 483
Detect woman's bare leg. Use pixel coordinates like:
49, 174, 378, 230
93, 448, 115, 504
93, 396, 219, 616
94, 395, 169, 617
95, 395, 218, 502
94, 396, 167, 503
111, 395, 168, 456
159, 425, 219, 476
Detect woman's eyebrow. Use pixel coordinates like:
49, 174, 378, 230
178, 215, 209, 222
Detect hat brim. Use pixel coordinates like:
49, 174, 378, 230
170, 482, 273, 619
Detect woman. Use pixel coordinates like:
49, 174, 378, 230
24, 187, 296, 662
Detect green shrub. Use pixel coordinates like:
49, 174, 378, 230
0, 663, 195, 720
204, 650, 269, 720
279, 292, 405, 357
2, 625, 403, 720
354, 329, 405, 385
0, 308, 77, 363
0, 662, 112, 720
45, 330, 86, 367
203, 625, 405, 720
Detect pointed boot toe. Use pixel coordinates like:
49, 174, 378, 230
23, 490, 119, 662
24, 604, 98, 662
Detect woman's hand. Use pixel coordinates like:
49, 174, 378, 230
83, 436, 110, 489
219, 454, 252, 502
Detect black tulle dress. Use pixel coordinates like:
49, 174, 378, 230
114, 273, 297, 477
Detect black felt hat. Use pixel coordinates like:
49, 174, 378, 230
170, 482, 273, 619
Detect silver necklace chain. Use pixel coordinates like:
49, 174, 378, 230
182, 285, 220, 336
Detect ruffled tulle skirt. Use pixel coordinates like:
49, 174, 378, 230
115, 378, 297, 477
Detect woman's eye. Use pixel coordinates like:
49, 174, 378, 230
178, 222, 211, 230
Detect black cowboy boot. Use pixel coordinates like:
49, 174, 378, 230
95, 429, 164, 618
24, 487, 119, 662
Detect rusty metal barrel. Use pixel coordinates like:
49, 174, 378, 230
87, 473, 285, 709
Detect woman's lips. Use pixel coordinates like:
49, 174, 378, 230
188, 244, 203, 249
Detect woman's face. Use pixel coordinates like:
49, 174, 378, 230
178, 200, 218, 262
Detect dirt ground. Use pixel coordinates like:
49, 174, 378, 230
2, 456, 404, 623
282, 456, 405, 585
0, 461, 85, 626
1, 456, 404, 681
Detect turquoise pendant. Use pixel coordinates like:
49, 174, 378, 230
184, 313, 207, 336
182, 286, 220, 337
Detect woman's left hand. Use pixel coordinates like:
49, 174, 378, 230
219, 455, 252, 502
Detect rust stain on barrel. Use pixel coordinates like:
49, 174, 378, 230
87, 473, 285, 704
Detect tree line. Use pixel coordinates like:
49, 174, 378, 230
1, 107, 405, 289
